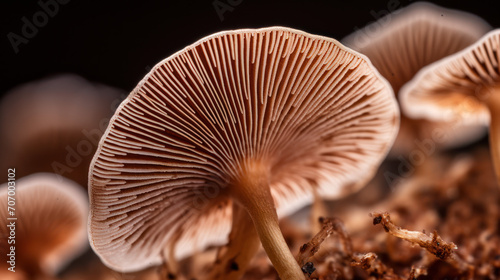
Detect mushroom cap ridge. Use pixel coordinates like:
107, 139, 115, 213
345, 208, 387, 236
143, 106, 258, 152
342, 2, 491, 155
400, 29, 500, 125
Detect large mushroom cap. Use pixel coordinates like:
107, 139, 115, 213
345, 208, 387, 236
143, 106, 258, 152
0, 74, 124, 186
400, 29, 500, 124
89, 26, 399, 272
342, 2, 491, 154
0, 173, 88, 276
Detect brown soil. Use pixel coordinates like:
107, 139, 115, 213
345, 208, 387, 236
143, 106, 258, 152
57, 148, 500, 280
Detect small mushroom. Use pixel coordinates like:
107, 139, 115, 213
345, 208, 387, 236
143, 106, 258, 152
400, 29, 500, 185
0, 74, 124, 186
342, 2, 491, 155
0, 173, 88, 279
88, 27, 399, 279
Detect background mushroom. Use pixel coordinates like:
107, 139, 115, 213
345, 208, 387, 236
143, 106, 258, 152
400, 29, 500, 185
88, 26, 399, 279
0, 173, 88, 279
342, 2, 491, 155
0, 74, 124, 186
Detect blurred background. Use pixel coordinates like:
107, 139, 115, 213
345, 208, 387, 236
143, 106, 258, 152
3, 0, 500, 187
2, 0, 500, 96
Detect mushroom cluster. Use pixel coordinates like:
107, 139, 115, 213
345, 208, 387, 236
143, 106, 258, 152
400, 29, 500, 185
3, 2, 500, 279
87, 27, 399, 280
342, 2, 491, 155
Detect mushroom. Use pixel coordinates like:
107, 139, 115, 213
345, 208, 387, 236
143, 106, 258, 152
88, 26, 399, 279
0, 173, 88, 279
400, 29, 500, 185
342, 2, 491, 155
0, 74, 124, 186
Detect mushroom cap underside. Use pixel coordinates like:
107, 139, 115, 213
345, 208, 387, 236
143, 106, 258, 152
88, 26, 399, 272
342, 1, 491, 94
400, 29, 500, 124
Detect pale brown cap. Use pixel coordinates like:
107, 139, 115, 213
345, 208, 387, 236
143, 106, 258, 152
343, 2, 491, 154
88, 26, 399, 272
343, 2, 490, 93
400, 29, 500, 124
0, 173, 88, 276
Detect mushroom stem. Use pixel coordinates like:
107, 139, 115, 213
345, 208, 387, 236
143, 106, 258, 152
24, 262, 59, 280
38, 274, 59, 280
232, 160, 305, 280
161, 244, 180, 279
209, 202, 261, 280
27, 268, 59, 280
311, 187, 328, 234
485, 91, 500, 186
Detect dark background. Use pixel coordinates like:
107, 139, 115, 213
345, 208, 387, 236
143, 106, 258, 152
2, 0, 500, 95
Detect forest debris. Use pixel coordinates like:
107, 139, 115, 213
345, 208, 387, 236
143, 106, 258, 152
407, 265, 427, 280
296, 217, 352, 267
371, 212, 474, 274
371, 212, 457, 259
79, 149, 498, 280
351, 252, 401, 279
301, 262, 316, 277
